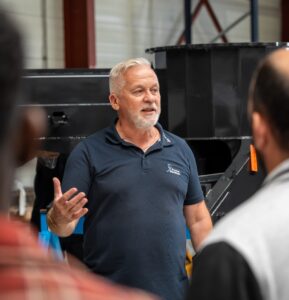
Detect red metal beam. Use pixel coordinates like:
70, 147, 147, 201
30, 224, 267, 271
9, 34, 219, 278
63, 0, 96, 68
177, 0, 228, 45
281, 0, 289, 41
204, 0, 228, 43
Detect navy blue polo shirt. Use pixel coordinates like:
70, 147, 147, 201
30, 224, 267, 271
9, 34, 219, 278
62, 122, 203, 300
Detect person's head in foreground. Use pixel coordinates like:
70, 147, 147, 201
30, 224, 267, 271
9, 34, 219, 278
187, 47, 289, 300
248, 48, 289, 172
0, 9, 23, 212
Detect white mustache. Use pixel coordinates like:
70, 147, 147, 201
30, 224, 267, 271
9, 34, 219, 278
141, 106, 157, 111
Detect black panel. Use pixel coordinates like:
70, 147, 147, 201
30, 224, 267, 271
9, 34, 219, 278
46, 105, 115, 137
23, 69, 115, 153
148, 43, 288, 138
186, 49, 213, 137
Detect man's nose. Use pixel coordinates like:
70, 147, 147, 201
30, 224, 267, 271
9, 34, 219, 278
143, 90, 155, 102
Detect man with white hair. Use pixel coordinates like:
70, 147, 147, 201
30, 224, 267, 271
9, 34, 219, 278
48, 57, 212, 300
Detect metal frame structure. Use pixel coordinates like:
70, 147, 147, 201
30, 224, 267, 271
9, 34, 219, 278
180, 0, 259, 45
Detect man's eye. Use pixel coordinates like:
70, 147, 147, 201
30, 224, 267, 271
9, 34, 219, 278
133, 90, 142, 95
151, 88, 159, 94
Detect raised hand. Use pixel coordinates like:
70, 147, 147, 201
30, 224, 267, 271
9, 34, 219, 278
47, 177, 88, 236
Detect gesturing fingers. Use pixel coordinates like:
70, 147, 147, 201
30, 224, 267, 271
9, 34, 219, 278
53, 187, 88, 223
65, 194, 88, 216
64, 194, 88, 221
53, 177, 63, 199
71, 207, 88, 220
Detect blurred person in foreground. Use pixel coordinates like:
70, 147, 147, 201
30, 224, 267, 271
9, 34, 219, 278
0, 8, 157, 300
47, 56, 213, 300
187, 48, 289, 300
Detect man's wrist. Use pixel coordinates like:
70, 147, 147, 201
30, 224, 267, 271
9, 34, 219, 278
47, 207, 75, 237
47, 207, 57, 231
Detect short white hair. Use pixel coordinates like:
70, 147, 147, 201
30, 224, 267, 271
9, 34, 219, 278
109, 57, 151, 94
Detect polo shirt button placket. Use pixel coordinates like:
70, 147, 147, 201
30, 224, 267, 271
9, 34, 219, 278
141, 154, 149, 171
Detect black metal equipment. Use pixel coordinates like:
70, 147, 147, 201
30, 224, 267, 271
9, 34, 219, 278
24, 69, 115, 259
23, 69, 115, 153
147, 43, 288, 222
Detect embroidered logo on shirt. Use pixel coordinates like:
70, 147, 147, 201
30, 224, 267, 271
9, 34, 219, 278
163, 134, 171, 143
166, 164, 181, 176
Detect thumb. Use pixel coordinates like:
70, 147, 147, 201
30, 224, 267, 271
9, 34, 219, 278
53, 177, 62, 200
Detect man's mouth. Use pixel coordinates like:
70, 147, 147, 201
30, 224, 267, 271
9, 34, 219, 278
141, 107, 156, 113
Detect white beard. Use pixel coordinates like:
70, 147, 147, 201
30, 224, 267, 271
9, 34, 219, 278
132, 112, 160, 129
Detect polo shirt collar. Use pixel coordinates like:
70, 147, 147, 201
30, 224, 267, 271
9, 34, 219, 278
105, 119, 124, 145
105, 119, 174, 148
157, 123, 174, 148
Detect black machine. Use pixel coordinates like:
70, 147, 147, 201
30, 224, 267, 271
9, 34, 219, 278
23, 68, 114, 153
23, 43, 288, 222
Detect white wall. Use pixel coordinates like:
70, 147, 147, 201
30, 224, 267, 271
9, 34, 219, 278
0, 0, 64, 69
95, 0, 281, 67
0, 0, 281, 69
95, 0, 184, 67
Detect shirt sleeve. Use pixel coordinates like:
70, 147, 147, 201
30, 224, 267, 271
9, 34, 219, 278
62, 141, 92, 194
186, 242, 263, 300
184, 143, 204, 205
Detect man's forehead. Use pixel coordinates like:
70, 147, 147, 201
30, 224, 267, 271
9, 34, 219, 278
123, 66, 159, 83
124, 64, 154, 75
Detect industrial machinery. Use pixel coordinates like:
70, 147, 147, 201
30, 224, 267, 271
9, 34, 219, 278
23, 68, 114, 153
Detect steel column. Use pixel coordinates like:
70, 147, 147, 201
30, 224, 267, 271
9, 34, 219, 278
184, 0, 192, 44
177, 1, 203, 45
177, 0, 228, 45
250, 0, 259, 42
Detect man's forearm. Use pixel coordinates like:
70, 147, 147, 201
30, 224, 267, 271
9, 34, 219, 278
47, 207, 77, 237
189, 216, 213, 251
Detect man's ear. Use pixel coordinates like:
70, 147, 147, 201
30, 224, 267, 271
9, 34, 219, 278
252, 112, 269, 151
109, 93, 119, 111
